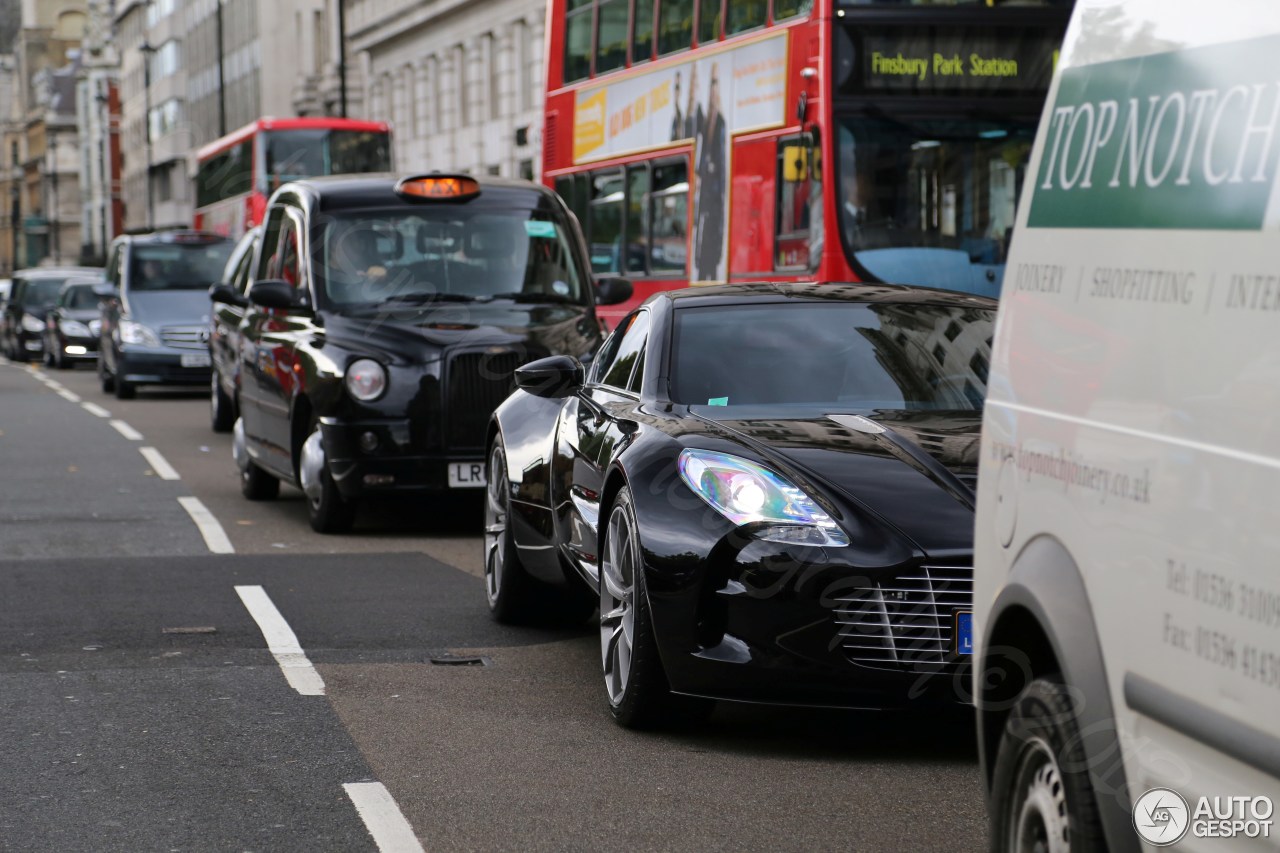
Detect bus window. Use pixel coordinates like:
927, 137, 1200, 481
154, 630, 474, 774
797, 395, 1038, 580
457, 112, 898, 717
776, 137, 814, 270
596, 0, 628, 74
589, 171, 624, 273
771, 0, 812, 20
632, 0, 654, 64
625, 165, 650, 274
727, 0, 766, 34
565, 0, 593, 82
650, 160, 688, 275
697, 0, 721, 44
657, 0, 694, 55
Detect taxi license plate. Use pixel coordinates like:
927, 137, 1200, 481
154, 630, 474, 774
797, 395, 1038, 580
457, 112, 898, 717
181, 354, 211, 368
449, 462, 486, 488
955, 611, 973, 656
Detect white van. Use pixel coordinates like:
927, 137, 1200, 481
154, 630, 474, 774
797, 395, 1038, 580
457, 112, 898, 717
973, 2, 1280, 850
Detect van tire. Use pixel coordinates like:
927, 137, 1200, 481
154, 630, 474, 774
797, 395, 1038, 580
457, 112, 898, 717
990, 676, 1107, 853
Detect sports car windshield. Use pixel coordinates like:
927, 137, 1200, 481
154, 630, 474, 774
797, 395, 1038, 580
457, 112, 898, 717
315, 210, 587, 309
670, 301, 995, 410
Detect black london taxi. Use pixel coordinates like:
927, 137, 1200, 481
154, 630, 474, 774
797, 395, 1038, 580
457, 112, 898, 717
224, 173, 630, 533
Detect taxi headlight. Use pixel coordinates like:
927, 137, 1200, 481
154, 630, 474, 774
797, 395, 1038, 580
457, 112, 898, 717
119, 319, 160, 347
345, 358, 387, 401
61, 320, 91, 337
21, 314, 45, 333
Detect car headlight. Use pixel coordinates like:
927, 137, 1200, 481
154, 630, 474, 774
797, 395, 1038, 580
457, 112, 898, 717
119, 319, 160, 347
345, 358, 387, 401
61, 320, 91, 337
21, 314, 45, 333
677, 449, 849, 547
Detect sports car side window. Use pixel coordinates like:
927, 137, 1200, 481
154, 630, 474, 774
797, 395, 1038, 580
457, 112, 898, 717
590, 313, 635, 385
602, 309, 650, 391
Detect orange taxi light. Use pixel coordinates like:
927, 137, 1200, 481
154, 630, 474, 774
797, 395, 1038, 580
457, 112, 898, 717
395, 175, 480, 201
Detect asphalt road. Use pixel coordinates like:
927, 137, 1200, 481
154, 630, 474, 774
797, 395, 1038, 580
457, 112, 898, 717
0, 357, 989, 852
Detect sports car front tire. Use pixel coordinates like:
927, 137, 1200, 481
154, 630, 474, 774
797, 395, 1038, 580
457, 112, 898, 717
600, 486, 713, 729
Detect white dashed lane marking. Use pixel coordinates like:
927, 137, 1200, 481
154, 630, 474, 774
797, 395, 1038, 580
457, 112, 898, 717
109, 419, 144, 441
233, 585, 325, 696
343, 782, 425, 853
177, 496, 234, 554
139, 447, 180, 481
81, 402, 111, 418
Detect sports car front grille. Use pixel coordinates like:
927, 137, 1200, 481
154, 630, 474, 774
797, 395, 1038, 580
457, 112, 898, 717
444, 350, 521, 449
832, 563, 972, 672
160, 327, 207, 350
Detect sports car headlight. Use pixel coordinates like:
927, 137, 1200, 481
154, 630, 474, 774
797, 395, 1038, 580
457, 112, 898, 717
345, 358, 387, 401
61, 320, 91, 337
119, 319, 160, 347
21, 314, 45, 333
677, 449, 849, 547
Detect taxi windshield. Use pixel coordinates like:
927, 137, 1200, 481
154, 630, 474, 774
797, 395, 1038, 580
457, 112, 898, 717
315, 209, 587, 310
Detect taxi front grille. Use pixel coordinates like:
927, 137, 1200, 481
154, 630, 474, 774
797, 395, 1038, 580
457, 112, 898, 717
832, 564, 972, 673
444, 351, 521, 449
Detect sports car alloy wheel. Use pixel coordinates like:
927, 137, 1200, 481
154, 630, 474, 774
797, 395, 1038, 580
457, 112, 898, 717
598, 488, 710, 728
484, 443, 531, 621
600, 495, 639, 707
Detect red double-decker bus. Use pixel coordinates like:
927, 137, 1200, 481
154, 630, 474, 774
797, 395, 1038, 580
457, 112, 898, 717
543, 0, 1072, 319
193, 117, 393, 239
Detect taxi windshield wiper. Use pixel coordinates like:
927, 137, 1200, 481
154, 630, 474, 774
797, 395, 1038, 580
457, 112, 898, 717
379, 292, 482, 304
486, 291, 577, 304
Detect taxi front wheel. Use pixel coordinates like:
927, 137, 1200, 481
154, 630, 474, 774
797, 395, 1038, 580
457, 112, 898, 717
299, 425, 356, 534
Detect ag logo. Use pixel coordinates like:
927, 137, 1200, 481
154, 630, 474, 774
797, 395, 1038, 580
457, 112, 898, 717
1133, 788, 1191, 846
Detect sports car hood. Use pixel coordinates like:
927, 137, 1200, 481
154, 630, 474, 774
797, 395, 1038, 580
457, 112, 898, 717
123, 290, 210, 325
697, 410, 981, 555
319, 301, 593, 364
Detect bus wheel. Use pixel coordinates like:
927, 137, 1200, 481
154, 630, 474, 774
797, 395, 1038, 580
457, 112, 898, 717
990, 677, 1106, 853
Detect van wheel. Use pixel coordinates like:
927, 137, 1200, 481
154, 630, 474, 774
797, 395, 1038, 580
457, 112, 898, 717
240, 462, 280, 501
990, 677, 1106, 853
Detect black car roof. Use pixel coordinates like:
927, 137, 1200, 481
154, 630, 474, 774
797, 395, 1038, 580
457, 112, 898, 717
114, 230, 230, 245
280, 173, 559, 212
652, 281, 998, 310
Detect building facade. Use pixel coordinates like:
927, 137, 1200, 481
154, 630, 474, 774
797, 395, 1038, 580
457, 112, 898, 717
0, 1, 89, 270
346, 0, 546, 179
75, 0, 122, 265
115, 0, 327, 232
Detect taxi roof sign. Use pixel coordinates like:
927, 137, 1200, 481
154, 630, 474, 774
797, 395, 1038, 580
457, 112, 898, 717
395, 174, 481, 201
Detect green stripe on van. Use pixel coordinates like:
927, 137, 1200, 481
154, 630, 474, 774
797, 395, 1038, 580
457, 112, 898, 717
1027, 35, 1280, 230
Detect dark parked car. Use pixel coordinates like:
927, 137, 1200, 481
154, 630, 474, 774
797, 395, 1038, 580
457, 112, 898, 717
43, 277, 107, 368
229, 173, 631, 533
2, 267, 101, 362
485, 282, 997, 727
208, 226, 261, 432
98, 231, 235, 399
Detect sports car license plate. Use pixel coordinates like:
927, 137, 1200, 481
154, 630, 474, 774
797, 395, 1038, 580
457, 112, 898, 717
955, 611, 973, 656
448, 462, 486, 488
181, 353, 211, 368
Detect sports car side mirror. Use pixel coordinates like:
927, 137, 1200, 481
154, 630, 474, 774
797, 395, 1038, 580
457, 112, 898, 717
515, 355, 584, 399
249, 279, 303, 311
209, 282, 248, 307
594, 277, 633, 306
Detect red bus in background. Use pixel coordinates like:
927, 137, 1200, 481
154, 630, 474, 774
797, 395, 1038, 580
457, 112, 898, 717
193, 117, 393, 240
543, 0, 1072, 321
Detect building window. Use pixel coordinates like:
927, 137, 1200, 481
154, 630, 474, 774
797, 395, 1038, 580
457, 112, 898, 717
149, 40, 181, 82
148, 99, 183, 140
146, 0, 176, 28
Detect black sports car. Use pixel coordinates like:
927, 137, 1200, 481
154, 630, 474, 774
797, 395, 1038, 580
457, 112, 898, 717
485, 282, 997, 727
